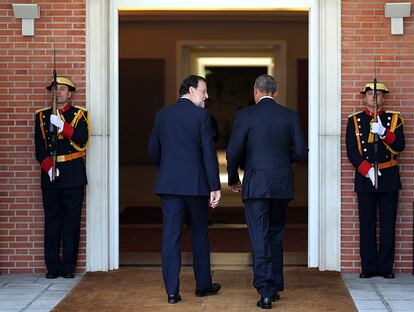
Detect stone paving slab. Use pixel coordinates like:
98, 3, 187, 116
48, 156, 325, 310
376, 285, 414, 301
0, 274, 80, 312
346, 284, 381, 300
342, 273, 414, 312
387, 300, 414, 312
353, 299, 390, 310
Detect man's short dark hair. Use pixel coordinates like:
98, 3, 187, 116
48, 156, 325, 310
254, 74, 277, 93
179, 75, 206, 96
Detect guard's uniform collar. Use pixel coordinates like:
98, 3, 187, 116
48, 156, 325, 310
364, 108, 384, 117
58, 103, 71, 113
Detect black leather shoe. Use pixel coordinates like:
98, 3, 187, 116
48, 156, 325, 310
257, 297, 272, 309
382, 272, 395, 279
167, 294, 181, 304
195, 282, 221, 297
61, 273, 75, 278
45, 272, 59, 279
359, 271, 377, 278
271, 292, 280, 302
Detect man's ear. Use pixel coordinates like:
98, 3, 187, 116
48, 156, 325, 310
273, 91, 279, 98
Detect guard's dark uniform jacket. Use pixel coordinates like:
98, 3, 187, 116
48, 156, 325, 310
35, 104, 89, 188
34, 103, 89, 275
346, 108, 405, 192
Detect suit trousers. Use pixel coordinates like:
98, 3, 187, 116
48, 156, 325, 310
160, 195, 212, 295
244, 198, 288, 298
357, 191, 398, 274
42, 187, 84, 274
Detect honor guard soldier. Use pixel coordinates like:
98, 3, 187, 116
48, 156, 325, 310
34, 77, 90, 279
346, 82, 405, 279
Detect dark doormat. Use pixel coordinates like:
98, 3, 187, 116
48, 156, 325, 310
53, 268, 356, 312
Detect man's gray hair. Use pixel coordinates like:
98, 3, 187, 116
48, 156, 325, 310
254, 74, 277, 93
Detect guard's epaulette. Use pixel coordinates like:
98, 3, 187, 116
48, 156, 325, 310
35, 107, 51, 113
74, 105, 88, 111
385, 110, 400, 115
348, 110, 363, 118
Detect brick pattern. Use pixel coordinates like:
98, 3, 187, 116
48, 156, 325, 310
342, 0, 414, 272
0, 1, 86, 273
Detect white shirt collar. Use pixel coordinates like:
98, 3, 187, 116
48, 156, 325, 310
258, 95, 274, 102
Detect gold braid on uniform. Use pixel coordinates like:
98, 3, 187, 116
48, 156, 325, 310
70, 106, 90, 152
382, 112, 402, 155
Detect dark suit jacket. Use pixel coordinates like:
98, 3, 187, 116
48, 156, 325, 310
149, 98, 220, 196
226, 97, 307, 200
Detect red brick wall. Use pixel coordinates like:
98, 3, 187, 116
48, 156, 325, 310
0, 0, 86, 273
342, 0, 414, 272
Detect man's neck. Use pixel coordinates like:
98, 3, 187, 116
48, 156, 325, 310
57, 102, 70, 110
366, 106, 382, 113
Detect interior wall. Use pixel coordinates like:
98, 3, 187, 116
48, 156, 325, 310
118, 18, 308, 210
119, 20, 308, 111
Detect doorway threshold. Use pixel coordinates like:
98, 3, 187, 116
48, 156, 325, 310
120, 251, 307, 269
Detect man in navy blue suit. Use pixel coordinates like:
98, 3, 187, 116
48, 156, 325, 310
149, 75, 222, 304
226, 74, 307, 309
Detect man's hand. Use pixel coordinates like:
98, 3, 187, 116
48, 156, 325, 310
229, 181, 242, 193
210, 190, 221, 209
50, 112, 64, 133
48, 168, 60, 182
371, 116, 386, 137
365, 167, 382, 186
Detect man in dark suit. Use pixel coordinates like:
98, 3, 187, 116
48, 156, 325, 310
346, 82, 405, 279
35, 77, 89, 279
149, 75, 221, 304
226, 74, 307, 309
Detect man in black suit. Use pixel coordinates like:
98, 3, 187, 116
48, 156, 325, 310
346, 82, 405, 279
149, 75, 221, 304
35, 77, 89, 279
226, 74, 307, 309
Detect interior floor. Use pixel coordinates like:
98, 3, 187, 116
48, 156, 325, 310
119, 151, 308, 267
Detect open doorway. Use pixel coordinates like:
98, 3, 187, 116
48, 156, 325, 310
118, 9, 308, 267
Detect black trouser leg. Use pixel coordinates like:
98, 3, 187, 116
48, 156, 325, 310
357, 192, 379, 273
42, 189, 63, 273
378, 191, 398, 274
61, 187, 84, 274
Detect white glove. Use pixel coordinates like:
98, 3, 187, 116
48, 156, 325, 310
48, 168, 60, 182
365, 167, 382, 186
371, 116, 386, 137
50, 112, 64, 133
